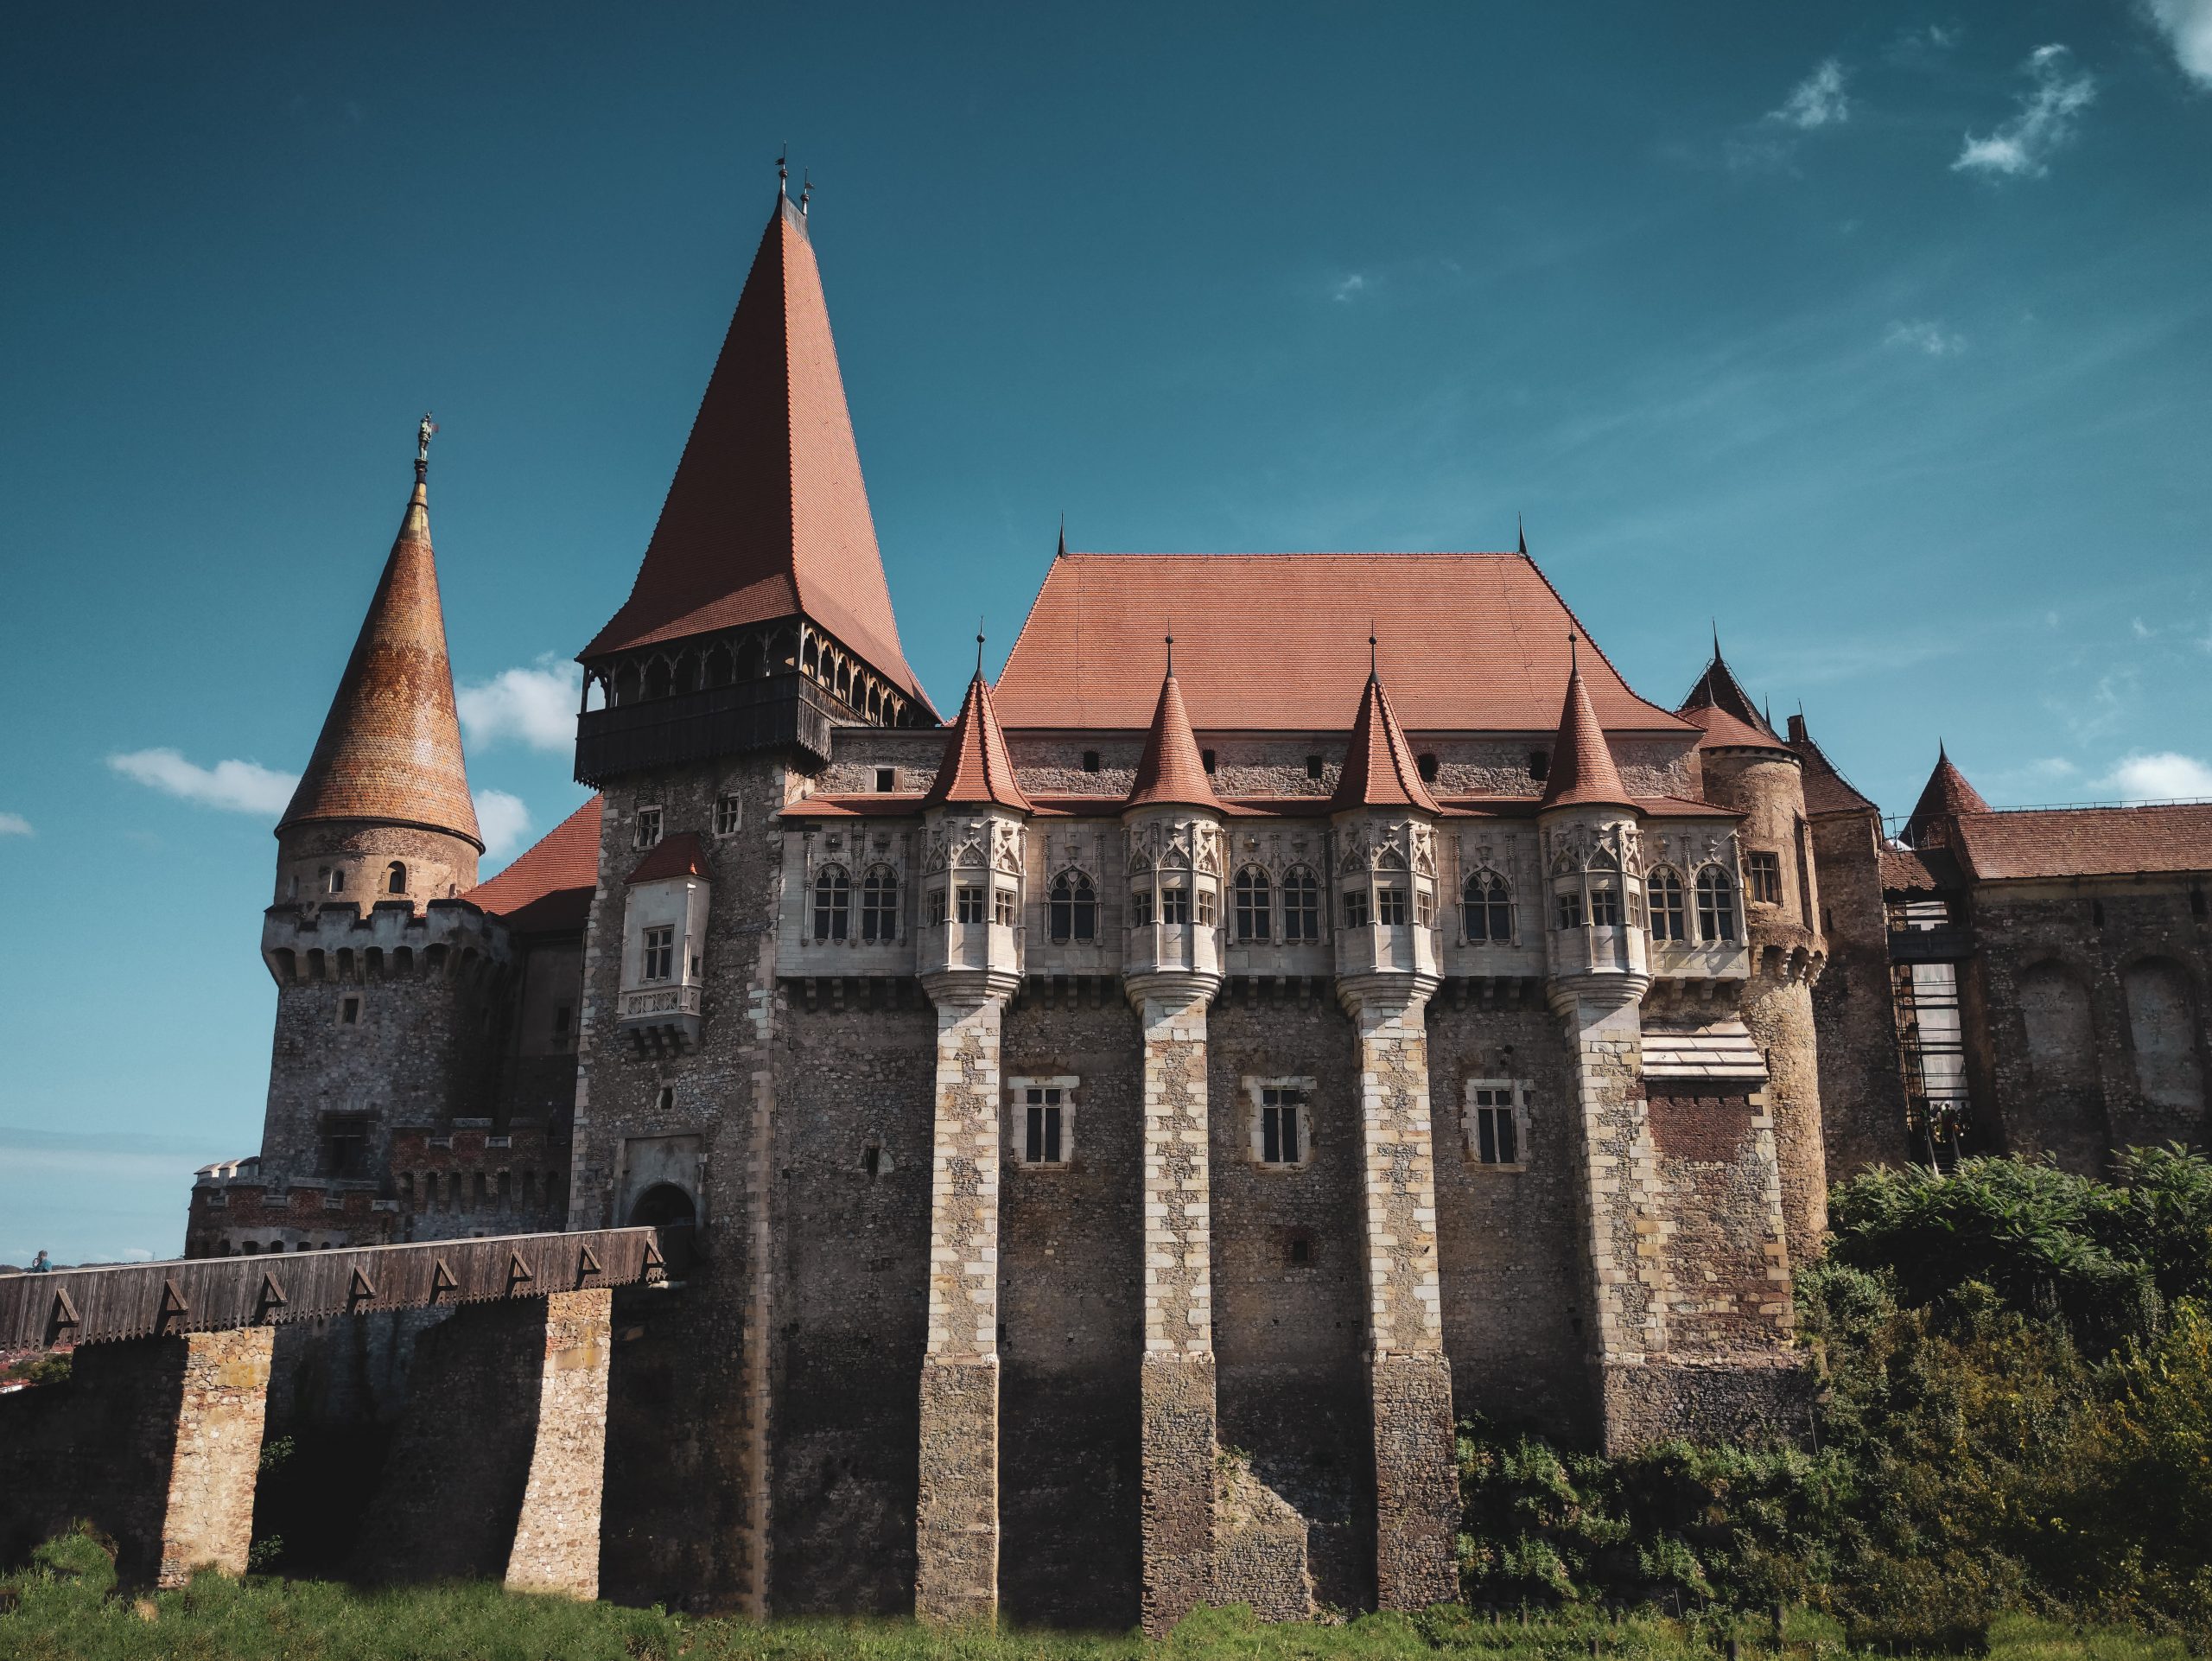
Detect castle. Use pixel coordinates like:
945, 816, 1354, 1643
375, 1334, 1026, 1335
164, 182, 2211, 1625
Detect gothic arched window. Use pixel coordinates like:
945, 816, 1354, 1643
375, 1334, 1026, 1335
386, 862, 407, 896
812, 864, 851, 940
1695, 866, 1738, 943
1048, 869, 1097, 944
1648, 868, 1687, 941
1281, 865, 1321, 942
703, 644, 733, 687
860, 865, 899, 942
1234, 866, 1272, 943
1462, 869, 1511, 942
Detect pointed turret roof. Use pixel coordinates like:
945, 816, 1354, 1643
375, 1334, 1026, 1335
1331, 666, 1440, 815
1540, 647, 1634, 811
924, 667, 1033, 813
1678, 633, 1775, 736
582, 193, 929, 710
1126, 649, 1223, 812
279, 467, 480, 849
1905, 746, 1992, 843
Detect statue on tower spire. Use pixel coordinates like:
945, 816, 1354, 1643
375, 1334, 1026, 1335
415, 412, 437, 484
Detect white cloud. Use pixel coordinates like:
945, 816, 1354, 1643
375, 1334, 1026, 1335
2096, 751, 2212, 799
108, 748, 298, 815
1954, 45, 2096, 178
457, 657, 581, 754
0, 812, 29, 837
1889, 24, 1961, 67
2139, 0, 2212, 86
1772, 59, 1850, 130
1331, 274, 1370, 304
473, 789, 532, 860
1885, 319, 1967, 357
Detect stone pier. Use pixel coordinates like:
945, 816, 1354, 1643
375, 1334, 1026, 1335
505, 1288, 615, 1597
1342, 980, 1459, 1611
914, 981, 1009, 1623
1134, 979, 1218, 1637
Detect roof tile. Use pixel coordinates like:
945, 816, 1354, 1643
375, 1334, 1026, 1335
923, 672, 1033, 812
1126, 668, 1224, 812
464, 796, 602, 933
1330, 671, 1441, 814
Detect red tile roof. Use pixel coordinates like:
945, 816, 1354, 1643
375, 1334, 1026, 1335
1330, 671, 1440, 814
1905, 748, 1992, 840
1126, 666, 1225, 812
1540, 660, 1635, 811
993, 552, 1693, 734
464, 795, 602, 934
581, 197, 927, 710
1951, 805, 2212, 881
280, 479, 482, 849
923, 672, 1033, 812
1681, 703, 1794, 755
1786, 718, 1876, 818
1677, 646, 1772, 735
627, 830, 711, 885
1880, 844, 1963, 893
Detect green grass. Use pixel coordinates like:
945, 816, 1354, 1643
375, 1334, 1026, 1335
1, 1528, 2195, 1661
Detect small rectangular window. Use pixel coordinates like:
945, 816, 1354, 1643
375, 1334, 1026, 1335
1195, 889, 1217, 926
1306, 754, 1324, 780
715, 794, 741, 837
1588, 886, 1620, 926
929, 888, 948, 926
1467, 1082, 1529, 1168
956, 886, 986, 924
993, 886, 1018, 926
1376, 886, 1408, 926
1556, 890, 1583, 929
642, 925, 674, 982
1131, 888, 1154, 926
1414, 887, 1435, 927
634, 806, 664, 850
874, 767, 896, 793
1022, 1086, 1067, 1164
1160, 886, 1191, 925
1343, 887, 1370, 927
1259, 1085, 1306, 1167
1082, 750, 1101, 773
339, 995, 361, 1026
1528, 750, 1550, 784
1746, 851, 1783, 906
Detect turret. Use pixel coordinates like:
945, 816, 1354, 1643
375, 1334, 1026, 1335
1329, 652, 1443, 996
1903, 744, 1991, 849
918, 648, 1032, 1002
274, 418, 482, 913
1538, 639, 1649, 1007
1676, 637, 1828, 1250
1121, 641, 1225, 1001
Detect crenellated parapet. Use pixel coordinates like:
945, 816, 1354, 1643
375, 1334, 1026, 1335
260, 897, 511, 988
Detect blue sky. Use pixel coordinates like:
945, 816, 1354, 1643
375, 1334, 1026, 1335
3, 3, 2208, 1263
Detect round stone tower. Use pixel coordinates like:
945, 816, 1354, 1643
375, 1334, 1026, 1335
1679, 646, 1827, 1253
274, 424, 483, 913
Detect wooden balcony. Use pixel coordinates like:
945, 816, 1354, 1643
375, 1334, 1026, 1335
574, 671, 840, 785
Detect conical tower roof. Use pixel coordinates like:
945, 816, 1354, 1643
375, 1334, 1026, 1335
280, 468, 480, 848
1679, 633, 1776, 736
1540, 648, 1633, 811
582, 192, 929, 710
1126, 649, 1223, 813
1904, 746, 1991, 843
1331, 667, 1440, 815
924, 668, 1033, 813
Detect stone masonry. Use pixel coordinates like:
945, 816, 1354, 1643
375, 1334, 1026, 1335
505, 1287, 615, 1598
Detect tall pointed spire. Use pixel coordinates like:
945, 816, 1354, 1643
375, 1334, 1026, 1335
923, 652, 1032, 813
1331, 658, 1440, 815
1678, 628, 1773, 735
1126, 642, 1222, 811
280, 437, 480, 848
1904, 745, 1991, 843
1540, 636, 1632, 811
582, 190, 929, 709
1516, 513, 1528, 557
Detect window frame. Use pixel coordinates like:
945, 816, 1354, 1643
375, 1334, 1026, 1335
1009, 1075, 1078, 1168
1464, 1079, 1532, 1171
811, 864, 851, 940
641, 924, 676, 983
1745, 850, 1783, 907
1695, 865, 1738, 943
1648, 866, 1688, 942
1245, 1076, 1316, 1170
955, 884, 987, 925
860, 864, 899, 943
1048, 869, 1098, 944
1233, 865, 1272, 943
633, 805, 664, 850
1462, 869, 1513, 944
1281, 865, 1322, 942
714, 793, 742, 837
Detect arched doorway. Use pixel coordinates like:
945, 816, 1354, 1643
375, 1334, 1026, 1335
629, 1182, 697, 1276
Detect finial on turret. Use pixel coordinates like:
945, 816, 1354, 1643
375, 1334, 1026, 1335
1057, 513, 1067, 559
976, 616, 986, 678
1165, 631, 1175, 676
800, 168, 812, 218
415, 412, 438, 484
777, 143, 789, 201
1370, 620, 1378, 678
1517, 512, 1527, 557
1712, 618, 1722, 661
1567, 629, 1580, 674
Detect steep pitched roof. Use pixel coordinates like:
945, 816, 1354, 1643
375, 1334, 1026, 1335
1678, 641, 1773, 736
1905, 748, 1992, 842
1126, 663, 1224, 812
464, 795, 603, 934
627, 830, 711, 885
923, 671, 1033, 812
1950, 805, 2212, 881
1330, 670, 1441, 814
581, 195, 927, 709
994, 551, 1691, 733
279, 474, 481, 849
1540, 656, 1635, 811
1681, 703, 1794, 755
1785, 716, 1877, 818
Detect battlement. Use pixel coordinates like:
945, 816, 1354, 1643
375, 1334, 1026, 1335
261, 897, 511, 987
